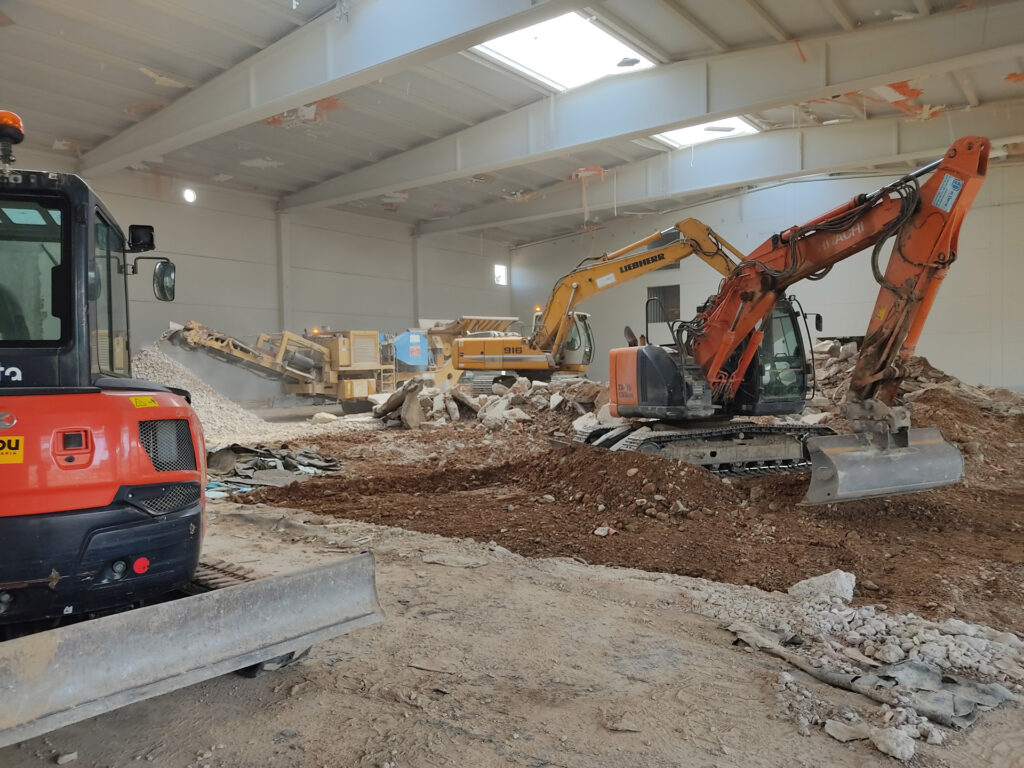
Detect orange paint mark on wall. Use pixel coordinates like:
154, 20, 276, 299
1006, 72, 1024, 83
313, 96, 342, 114
887, 81, 924, 100
264, 114, 286, 126
793, 39, 807, 63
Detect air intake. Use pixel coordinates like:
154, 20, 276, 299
130, 482, 202, 515
138, 420, 196, 472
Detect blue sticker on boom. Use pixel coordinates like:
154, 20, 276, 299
932, 174, 963, 212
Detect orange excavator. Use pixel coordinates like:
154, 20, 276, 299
0, 111, 381, 747
591, 137, 989, 504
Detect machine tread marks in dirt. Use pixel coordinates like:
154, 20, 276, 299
0, 110, 382, 747
577, 137, 989, 504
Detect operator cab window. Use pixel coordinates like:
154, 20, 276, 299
0, 199, 67, 343
760, 308, 804, 399
90, 212, 130, 375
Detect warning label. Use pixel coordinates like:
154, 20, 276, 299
130, 396, 159, 408
932, 174, 964, 212
0, 436, 24, 464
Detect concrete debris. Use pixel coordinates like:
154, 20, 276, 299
869, 727, 916, 761
823, 719, 870, 742
788, 570, 856, 602
593, 526, 612, 537
309, 411, 338, 424
375, 374, 612, 434
810, 348, 1023, 419
55, 753, 78, 766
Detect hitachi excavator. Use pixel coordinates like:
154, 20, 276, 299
0, 111, 381, 746
579, 136, 989, 505
451, 218, 744, 384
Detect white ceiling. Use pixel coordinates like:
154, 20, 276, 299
3, 0, 1023, 245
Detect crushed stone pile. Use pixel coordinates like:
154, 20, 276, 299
133, 345, 380, 445
132, 345, 269, 441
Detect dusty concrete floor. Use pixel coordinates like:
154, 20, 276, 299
3, 505, 1021, 768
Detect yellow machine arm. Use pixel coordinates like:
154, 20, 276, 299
530, 218, 741, 358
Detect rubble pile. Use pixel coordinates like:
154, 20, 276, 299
373, 375, 610, 433
680, 572, 1024, 686
809, 341, 1023, 419
133, 345, 270, 440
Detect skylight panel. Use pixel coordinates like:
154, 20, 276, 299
474, 12, 654, 92
654, 117, 759, 149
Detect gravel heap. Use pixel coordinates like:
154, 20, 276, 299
133, 345, 381, 445
133, 345, 270, 441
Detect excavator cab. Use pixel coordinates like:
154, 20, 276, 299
529, 309, 594, 371
728, 298, 808, 416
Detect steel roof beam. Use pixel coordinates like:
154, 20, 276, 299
415, 100, 1024, 235
742, 0, 789, 42
80, 0, 581, 176
281, 3, 1024, 213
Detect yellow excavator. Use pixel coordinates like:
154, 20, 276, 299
451, 219, 742, 385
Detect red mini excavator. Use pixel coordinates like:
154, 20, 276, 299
594, 137, 989, 504
0, 111, 381, 746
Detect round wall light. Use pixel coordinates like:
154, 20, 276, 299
182, 188, 197, 203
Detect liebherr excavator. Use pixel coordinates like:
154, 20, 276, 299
0, 111, 381, 746
579, 137, 989, 505
451, 218, 743, 382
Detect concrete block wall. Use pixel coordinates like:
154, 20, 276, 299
511, 164, 1024, 390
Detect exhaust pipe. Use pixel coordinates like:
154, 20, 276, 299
803, 427, 963, 504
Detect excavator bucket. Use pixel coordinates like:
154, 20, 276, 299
803, 428, 964, 504
0, 554, 381, 748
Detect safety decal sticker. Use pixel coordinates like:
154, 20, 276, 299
130, 396, 160, 408
595, 273, 617, 288
932, 174, 963, 212
0, 436, 24, 464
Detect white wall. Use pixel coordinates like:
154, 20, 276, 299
416, 233, 512, 323
511, 165, 1024, 390
15, 148, 510, 352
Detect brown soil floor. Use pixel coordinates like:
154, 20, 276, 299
244, 390, 1024, 633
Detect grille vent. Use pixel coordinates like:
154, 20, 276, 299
132, 482, 202, 514
139, 419, 196, 472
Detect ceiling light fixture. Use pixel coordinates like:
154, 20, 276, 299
182, 188, 197, 203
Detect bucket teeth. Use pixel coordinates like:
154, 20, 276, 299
803, 427, 963, 504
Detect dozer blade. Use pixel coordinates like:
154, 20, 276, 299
803, 428, 964, 504
0, 553, 381, 748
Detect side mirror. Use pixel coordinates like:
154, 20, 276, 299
153, 260, 176, 302
815, 314, 823, 333
128, 224, 155, 253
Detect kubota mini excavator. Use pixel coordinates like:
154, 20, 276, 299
0, 111, 382, 747
581, 136, 989, 504
451, 218, 744, 384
